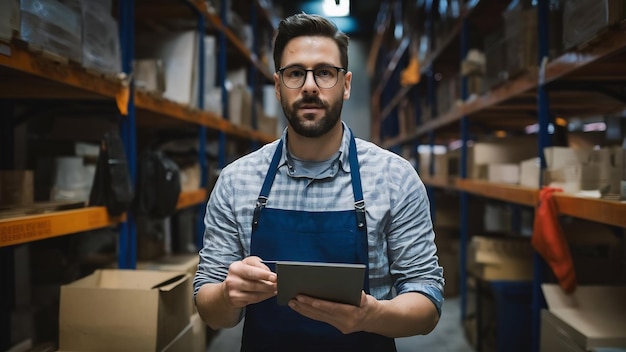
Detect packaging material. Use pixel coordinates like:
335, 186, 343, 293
50, 156, 91, 202
484, 28, 508, 89
543, 146, 616, 193
136, 30, 198, 106
519, 157, 541, 188
0, 170, 34, 207
563, 0, 626, 51
467, 235, 533, 281
20, 0, 82, 63
81, 0, 121, 75
59, 269, 191, 352
228, 86, 252, 126
487, 163, 520, 184
449, 137, 537, 180
137, 253, 199, 316
540, 284, 626, 351
0, 0, 20, 42
134, 59, 166, 93
503, 5, 537, 76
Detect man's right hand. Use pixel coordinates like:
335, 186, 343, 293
221, 256, 277, 308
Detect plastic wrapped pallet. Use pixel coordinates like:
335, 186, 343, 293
20, 0, 82, 63
80, 0, 121, 75
0, 0, 20, 42
563, 0, 626, 51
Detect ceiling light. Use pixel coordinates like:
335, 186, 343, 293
323, 0, 350, 17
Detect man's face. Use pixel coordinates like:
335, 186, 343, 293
274, 36, 352, 138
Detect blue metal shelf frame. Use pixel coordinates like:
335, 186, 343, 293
217, 0, 229, 169
118, 0, 137, 270
249, 2, 260, 151
193, 8, 209, 251
0, 100, 15, 351
459, 17, 470, 329
532, 0, 552, 351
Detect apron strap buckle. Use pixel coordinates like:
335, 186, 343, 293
252, 196, 269, 229
354, 200, 366, 228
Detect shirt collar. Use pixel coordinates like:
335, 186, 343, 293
277, 121, 352, 174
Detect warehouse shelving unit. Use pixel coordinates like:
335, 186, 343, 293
0, 0, 277, 349
371, 1, 626, 351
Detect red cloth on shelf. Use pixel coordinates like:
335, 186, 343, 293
532, 187, 577, 293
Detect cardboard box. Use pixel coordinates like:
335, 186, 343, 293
0, 0, 20, 42
0, 170, 34, 207
59, 269, 191, 352
137, 253, 199, 316
487, 163, 520, 184
540, 284, 626, 351
467, 236, 533, 281
519, 157, 541, 189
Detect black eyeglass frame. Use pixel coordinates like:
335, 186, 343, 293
277, 65, 347, 89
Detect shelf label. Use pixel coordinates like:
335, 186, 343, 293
0, 219, 52, 246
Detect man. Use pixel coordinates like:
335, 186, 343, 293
194, 13, 444, 352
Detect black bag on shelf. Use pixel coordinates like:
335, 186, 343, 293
89, 131, 134, 216
134, 150, 181, 219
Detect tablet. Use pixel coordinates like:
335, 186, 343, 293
275, 261, 366, 307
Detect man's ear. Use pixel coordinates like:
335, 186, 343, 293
343, 71, 352, 100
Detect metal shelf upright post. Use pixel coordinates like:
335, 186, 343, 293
532, 0, 552, 350
217, 0, 229, 169
118, 0, 137, 269
459, 17, 469, 325
249, 2, 260, 151
194, 8, 209, 250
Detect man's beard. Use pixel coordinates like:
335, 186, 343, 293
281, 94, 343, 138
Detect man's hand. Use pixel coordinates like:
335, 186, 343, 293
286, 291, 440, 337
222, 256, 277, 308
287, 291, 375, 334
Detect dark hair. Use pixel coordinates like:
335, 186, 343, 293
273, 13, 349, 72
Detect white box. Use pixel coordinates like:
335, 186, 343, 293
541, 284, 626, 351
487, 163, 519, 184
519, 157, 540, 188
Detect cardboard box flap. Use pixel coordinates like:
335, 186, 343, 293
542, 284, 626, 348
93, 269, 188, 291
151, 273, 188, 291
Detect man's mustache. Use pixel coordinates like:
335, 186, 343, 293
293, 96, 328, 109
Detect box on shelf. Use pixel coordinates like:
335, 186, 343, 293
0, 170, 34, 207
0, 0, 20, 42
81, 1, 121, 75
467, 235, 533, 281
487, 163, 520, 184
448, 137, 537, 180
503, 6, 537, 77
134, 59, 166, 94
59, 269, 191, 352
20, 0, 82, 63
562, 0, 626, 51
519, 157, 541, 188
540, 284, 626, 351
543, 146, 620, 194
136, 31, 215, 107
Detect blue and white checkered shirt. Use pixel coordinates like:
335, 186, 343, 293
194, 122, 444, 314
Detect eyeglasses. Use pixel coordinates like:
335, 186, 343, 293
277, 65, 347, 89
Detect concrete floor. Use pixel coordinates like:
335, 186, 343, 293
206, 296, 474, 352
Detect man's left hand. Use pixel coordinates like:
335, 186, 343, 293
287, 291, 376, 334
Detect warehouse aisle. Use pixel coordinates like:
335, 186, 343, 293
206, 296, 474, 352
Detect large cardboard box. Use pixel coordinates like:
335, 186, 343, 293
467, 236, 533, 281
137, 254, 199, 316
59, 269, 191, 352
540, 284, 626, 351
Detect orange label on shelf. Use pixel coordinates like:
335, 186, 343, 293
0, 219, 52, 246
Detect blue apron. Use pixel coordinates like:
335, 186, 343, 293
241, 133, 396, 352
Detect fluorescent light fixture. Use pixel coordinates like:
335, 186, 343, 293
323, 0, 350, 17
